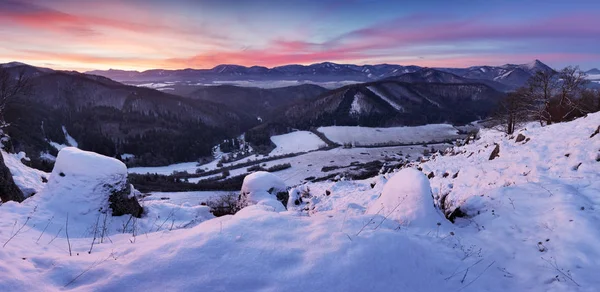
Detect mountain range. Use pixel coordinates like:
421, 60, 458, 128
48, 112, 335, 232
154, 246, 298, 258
2, 59, 563, 166
87, 60, 555, 91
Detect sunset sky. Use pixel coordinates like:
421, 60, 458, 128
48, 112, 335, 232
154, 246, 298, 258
1, 0, 599, 71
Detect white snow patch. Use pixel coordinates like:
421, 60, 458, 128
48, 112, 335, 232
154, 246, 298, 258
62, 126, 78, 147
270, 131, 326, 155
120, 153, 135, 160
367, 86, 404, 112
318, 124, 460, 146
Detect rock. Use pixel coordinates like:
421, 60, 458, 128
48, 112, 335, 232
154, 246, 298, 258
591, 125, 600, 138
0, 152, 25, 202
489, 144, 500, 160
515, 133, 526, 142
45, 147, 143, 217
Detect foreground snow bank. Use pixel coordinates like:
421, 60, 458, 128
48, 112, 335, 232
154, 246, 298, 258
367, 168, 442, 228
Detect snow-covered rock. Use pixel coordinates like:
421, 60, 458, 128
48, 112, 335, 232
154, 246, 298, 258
39, 147, 142, 223
240, 171, 287, 211
366, 168, 442, 228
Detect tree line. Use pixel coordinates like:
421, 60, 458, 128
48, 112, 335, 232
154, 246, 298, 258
494, 66, 600, 134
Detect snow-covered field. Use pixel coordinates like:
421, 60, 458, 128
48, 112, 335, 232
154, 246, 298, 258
0, 113, 599, 291
586, 74, 600, 80
145, 191, 232, 205
269, 131, 326, 155
318, 124, 461, 146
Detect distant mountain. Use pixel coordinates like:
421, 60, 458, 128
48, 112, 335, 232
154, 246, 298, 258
87, 60, 553, 91
1, 62, 258, 169
586, 68, 600, 75
87, 62, 423, 83
185, 84, 328, 120
388, 68, 512, 92
437, 60, 554, 89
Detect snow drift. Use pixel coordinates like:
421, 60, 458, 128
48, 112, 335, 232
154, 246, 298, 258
240, 171, 287, 211
366, 167, 442, 228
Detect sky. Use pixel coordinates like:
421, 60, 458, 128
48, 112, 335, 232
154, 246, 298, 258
0, 0, 599, 71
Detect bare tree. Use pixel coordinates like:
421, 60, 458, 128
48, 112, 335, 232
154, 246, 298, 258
0, 66, 32, 125
552, 66, 589, 121
525, 70, 557, 125
492, 88, 531, 134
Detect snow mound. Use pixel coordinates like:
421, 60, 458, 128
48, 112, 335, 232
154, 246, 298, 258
240, 171, 287, 211
269, 131, 326, 155
51, 147, 126, 178
367, 168, 441, 228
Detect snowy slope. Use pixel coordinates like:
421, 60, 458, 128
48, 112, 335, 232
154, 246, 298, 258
0, 114, 599, 291
269, 131, 326, 155
1, 150, 48, 196
318, 124, 461, 146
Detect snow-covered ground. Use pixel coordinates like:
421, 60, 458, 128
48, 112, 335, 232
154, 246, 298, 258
586, 74, 600, 80
269, 131, 326, 155
1, 113, 599, 291
318, 124, 461, 146
145, 191, 232, 205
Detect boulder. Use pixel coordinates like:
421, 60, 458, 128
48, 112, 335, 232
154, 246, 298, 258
488, 143, 500, 160
0, 152, 24, 202
45, 147, 142, 217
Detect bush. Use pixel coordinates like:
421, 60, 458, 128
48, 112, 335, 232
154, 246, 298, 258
247, 165, 266, 172
266, 163, 291, 172
221, 170, 230, 178
205, 193, 241, 217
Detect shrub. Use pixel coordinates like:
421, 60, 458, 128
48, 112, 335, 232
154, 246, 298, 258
205, 193, 241, 217
247, 165, 266, 172
221, 170, 230, 178
266, 163, 291, 172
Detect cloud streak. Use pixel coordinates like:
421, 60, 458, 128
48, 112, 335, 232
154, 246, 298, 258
1, 1, 599, 70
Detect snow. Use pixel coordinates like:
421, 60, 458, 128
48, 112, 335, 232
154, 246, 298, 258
366, 168, 442, 228
48, 126, 78, 151
349, 92, 365, 114
318, 124, 460, 146
367, 86, 404, 112
62, 126, 78, 148
120, 153, 135, 160
240, 171, 287, 211
270, 131, 326, 155
52, 147, 126, 178
585, 74, 600, 80
145, 191, 231, 205
1, 150, 48, 196
2, 114, 599, 291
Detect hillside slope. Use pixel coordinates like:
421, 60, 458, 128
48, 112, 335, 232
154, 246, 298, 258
2, 63, 256, 168
0, 112, 598, 291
